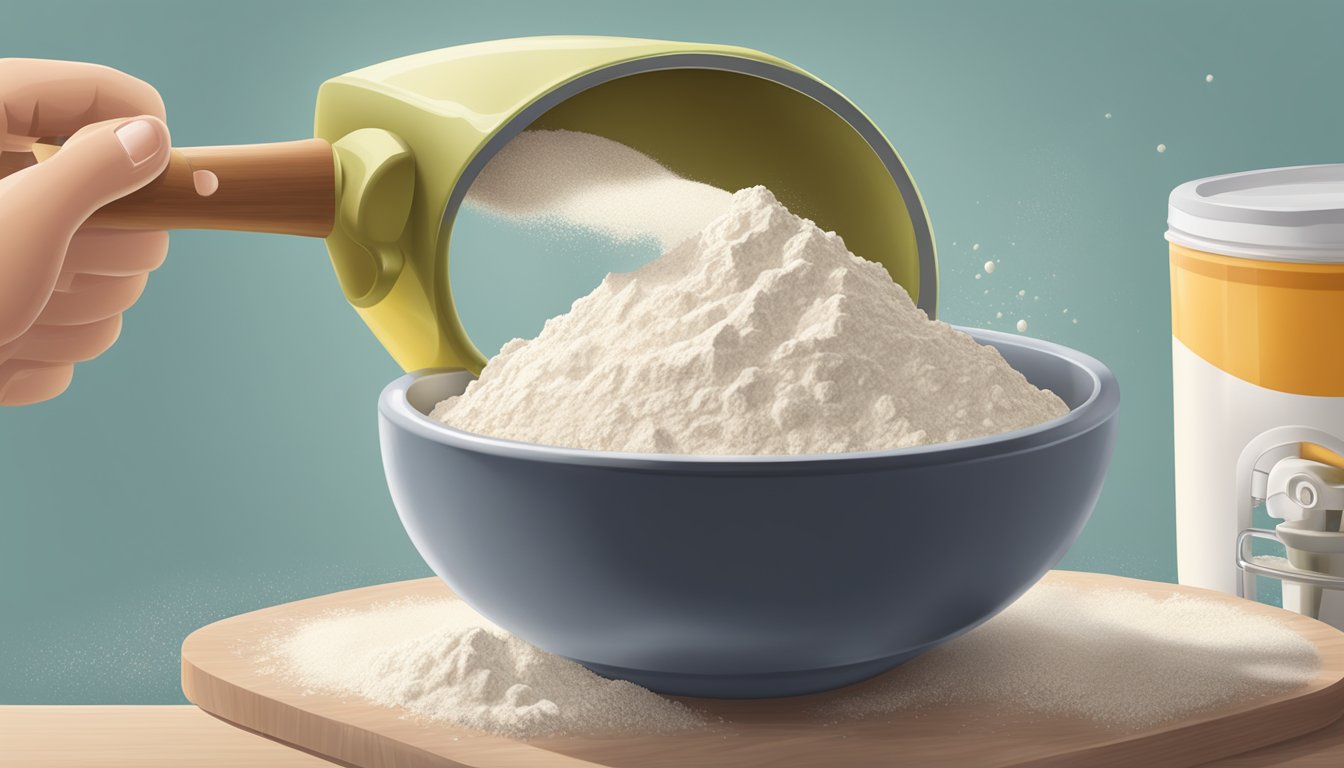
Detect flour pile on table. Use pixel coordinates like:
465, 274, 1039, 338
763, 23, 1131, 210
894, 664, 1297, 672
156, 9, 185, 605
274, 598, 702, 739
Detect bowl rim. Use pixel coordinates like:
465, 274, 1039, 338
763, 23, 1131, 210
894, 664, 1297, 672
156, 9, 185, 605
378, 326, 1119, 473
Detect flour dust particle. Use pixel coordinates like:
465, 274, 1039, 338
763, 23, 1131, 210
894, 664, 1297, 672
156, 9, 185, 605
273, 598, 703, 739
818, 583, 1319, 728
1206, 73, 1214, 83
1016, 319, 1028, 333
983, 260, 996, 274
1157, 143, 1168, 153
433, 187, 1068, 455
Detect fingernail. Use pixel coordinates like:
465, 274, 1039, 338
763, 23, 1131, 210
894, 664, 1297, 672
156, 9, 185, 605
115, 119, 161, 165
192, 169, 219, 197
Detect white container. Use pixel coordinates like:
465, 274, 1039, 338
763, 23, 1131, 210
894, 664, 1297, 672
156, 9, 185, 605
1169, 165, 1344, 628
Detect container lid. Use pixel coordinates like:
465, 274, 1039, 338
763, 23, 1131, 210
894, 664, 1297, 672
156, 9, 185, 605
1167, 164, 1344, 262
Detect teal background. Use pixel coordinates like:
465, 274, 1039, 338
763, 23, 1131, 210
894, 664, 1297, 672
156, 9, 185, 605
3, 0, 1343, 704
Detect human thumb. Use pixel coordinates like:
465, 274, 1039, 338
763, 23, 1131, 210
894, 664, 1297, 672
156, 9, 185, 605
0, 115, 169, 346
29, 115, 172, 213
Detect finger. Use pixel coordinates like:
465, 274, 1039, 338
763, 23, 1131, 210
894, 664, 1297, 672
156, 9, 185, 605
0, 116, 169, 346
62, 229, 169, 276
0, 336, 21, 367
17, 315, 122, 363
11, 116, 171, 212
0, 360, 73, 406
0, 59, 165, 145
36, 273, 148, 326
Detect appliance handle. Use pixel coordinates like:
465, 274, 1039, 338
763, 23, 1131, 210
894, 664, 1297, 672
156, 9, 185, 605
1236, 527, 1344, 594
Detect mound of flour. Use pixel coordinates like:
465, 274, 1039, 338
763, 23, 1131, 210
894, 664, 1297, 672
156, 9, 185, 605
433, 186, 1067, 455
275, 599, 703, 739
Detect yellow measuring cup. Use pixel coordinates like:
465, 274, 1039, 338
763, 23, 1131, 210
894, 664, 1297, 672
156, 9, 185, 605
90, 36, 937, 373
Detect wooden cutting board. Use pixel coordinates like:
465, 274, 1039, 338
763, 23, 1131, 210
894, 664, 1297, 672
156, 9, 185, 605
181, 571, 1344, 768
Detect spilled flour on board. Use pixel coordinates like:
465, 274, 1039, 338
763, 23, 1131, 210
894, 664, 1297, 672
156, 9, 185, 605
817, 583, 1321, 728
267, 584, 1319, 738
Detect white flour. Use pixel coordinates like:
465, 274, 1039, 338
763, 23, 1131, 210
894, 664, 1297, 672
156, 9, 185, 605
465, 129, 733, 249
274, 599, 702, 739
272, 584, 1319, 737
433, 185, 1068, 455
1251, 554, 1293, 570
818, 583, 1320, 728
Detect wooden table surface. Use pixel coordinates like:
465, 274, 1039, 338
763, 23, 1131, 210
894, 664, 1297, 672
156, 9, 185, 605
2, 705, 1343, 767
172, 572, 1344, 768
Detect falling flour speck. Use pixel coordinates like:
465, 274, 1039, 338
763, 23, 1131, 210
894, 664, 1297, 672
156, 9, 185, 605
972, 243, 981, 251
1157, 143, 1168, 153
1206, 73, 1214, 83
1016, 319, 1028, 333
1105, 112, 1113, 119
983, 260, 996, 274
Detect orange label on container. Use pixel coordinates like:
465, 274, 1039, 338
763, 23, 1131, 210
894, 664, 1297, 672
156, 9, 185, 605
1170, 243, 1344, 397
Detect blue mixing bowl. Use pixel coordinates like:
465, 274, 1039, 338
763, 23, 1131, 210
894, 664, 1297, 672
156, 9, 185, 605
378, 327, 1119, 698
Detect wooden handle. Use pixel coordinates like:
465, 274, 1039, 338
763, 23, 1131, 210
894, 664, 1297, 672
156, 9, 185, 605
85, 138, 336, 238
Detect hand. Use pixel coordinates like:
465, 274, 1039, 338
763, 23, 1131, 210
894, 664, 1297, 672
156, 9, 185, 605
0, 59, 172, 405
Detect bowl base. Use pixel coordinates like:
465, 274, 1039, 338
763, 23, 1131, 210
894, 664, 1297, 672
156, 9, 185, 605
573, 650, 923, 699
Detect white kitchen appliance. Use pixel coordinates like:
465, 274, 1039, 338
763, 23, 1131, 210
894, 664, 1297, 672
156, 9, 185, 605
1170, 165, 1344, 629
